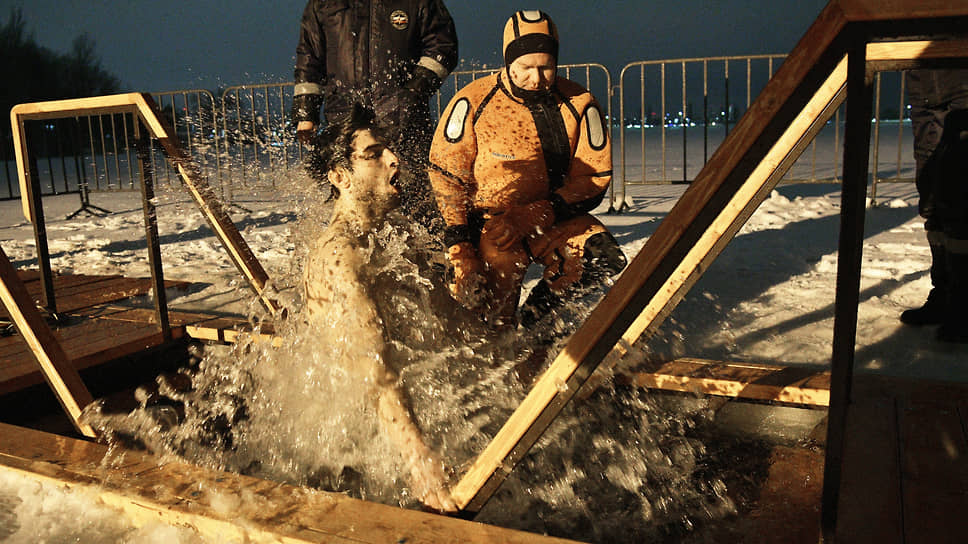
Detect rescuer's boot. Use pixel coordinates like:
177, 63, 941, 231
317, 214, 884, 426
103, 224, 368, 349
901, 242, 947, 326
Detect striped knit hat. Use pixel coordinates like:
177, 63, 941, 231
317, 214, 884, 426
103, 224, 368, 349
502, 10, 559, 66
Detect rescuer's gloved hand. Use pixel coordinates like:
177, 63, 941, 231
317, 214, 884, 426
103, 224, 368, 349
296, 121, 317, 146
447, 242, 485, 309
292, 92, 321, 147
486, 199, 555, 250
404, 65, 442, 103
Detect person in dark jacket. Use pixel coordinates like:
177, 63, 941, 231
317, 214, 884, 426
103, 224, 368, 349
900, 69, 968, 343
292, 0, 458, 231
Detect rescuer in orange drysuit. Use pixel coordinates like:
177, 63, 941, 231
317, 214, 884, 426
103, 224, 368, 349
428, 10, 627, 329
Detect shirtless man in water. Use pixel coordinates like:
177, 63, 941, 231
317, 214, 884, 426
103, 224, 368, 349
302, 105, 457, 513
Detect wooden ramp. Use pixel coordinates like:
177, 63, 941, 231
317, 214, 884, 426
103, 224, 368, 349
0, 422, 579, 544
0, 268, 262, 397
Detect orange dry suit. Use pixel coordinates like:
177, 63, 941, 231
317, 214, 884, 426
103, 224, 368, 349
428, 71, 626, 326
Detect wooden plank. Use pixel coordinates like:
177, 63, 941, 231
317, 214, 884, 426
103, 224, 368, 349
821, 33, 874, 539
897, 400, 968, 543
450, 2, 854, 514
622, 358, 830, 407
834, 398, 903, 542
1, 274, 190, 320
65, 321, 172, 361
0, 321, 179, 393
185, 317, 282, 347
741, 445, 824, 543
0, 423, 580, 544
0, 307, 140, 361
0, 274, 118, 318
867, 39, 968, 63
93, 306, 218, 327
0, 246, 94, 437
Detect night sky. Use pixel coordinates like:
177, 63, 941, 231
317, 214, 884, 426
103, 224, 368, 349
3, 0, 828, 93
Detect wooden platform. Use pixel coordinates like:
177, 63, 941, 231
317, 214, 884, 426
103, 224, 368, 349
835, 374, 968, 543
0, 270, 259, 396
0, 422, 579, 544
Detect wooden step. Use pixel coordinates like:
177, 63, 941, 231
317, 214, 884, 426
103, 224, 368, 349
621, 357, 831, 407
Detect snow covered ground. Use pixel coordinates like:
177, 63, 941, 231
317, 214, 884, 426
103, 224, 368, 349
2, 171, 965, 384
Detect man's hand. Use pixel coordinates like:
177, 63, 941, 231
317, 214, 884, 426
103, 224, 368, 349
409, 456, 458, 514
296, 120, 317, 146
447, 242, 485, 309
485, 200, 555, 250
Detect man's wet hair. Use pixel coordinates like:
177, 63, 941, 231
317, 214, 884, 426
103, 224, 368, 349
309, 104, 386, 176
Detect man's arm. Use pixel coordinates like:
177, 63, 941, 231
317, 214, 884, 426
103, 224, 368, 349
311, 242, 456, 512
413, 0, 459, 88
293, 0, 327, 142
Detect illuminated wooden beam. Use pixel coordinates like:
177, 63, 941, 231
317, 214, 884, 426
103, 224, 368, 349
0, 247, 95, 437
623, 358, 831, 407
0, 422, 579, 544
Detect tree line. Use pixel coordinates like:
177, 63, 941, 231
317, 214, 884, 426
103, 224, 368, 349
1, 7, 121, 120
1, 7, 124, 181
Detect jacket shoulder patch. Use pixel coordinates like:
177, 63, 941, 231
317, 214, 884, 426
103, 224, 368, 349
445, 98, 471, 143
585, 104, 606, 150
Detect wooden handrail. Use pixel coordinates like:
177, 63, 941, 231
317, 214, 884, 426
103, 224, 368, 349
10, 93, 280, 316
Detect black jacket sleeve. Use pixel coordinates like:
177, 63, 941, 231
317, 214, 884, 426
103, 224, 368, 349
292, 0, 327, 124
415, 0, 458, 86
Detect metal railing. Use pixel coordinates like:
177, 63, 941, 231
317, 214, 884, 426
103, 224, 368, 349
2, 59, 917, 211
617, 55, 788, 189
219, 83, 305, 196
612, 55, 916, 210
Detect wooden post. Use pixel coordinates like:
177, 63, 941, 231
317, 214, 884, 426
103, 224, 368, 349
0, 246, 95, 437
821, 32, 874, 541
134, 119, 172, 341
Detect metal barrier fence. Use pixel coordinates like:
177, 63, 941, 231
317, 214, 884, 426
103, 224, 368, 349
613, 55, 915, 210
2, 58, 916, 210
618, 54, 787, 188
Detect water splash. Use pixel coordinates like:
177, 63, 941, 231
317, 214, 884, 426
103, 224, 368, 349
80, 192, 736, 541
